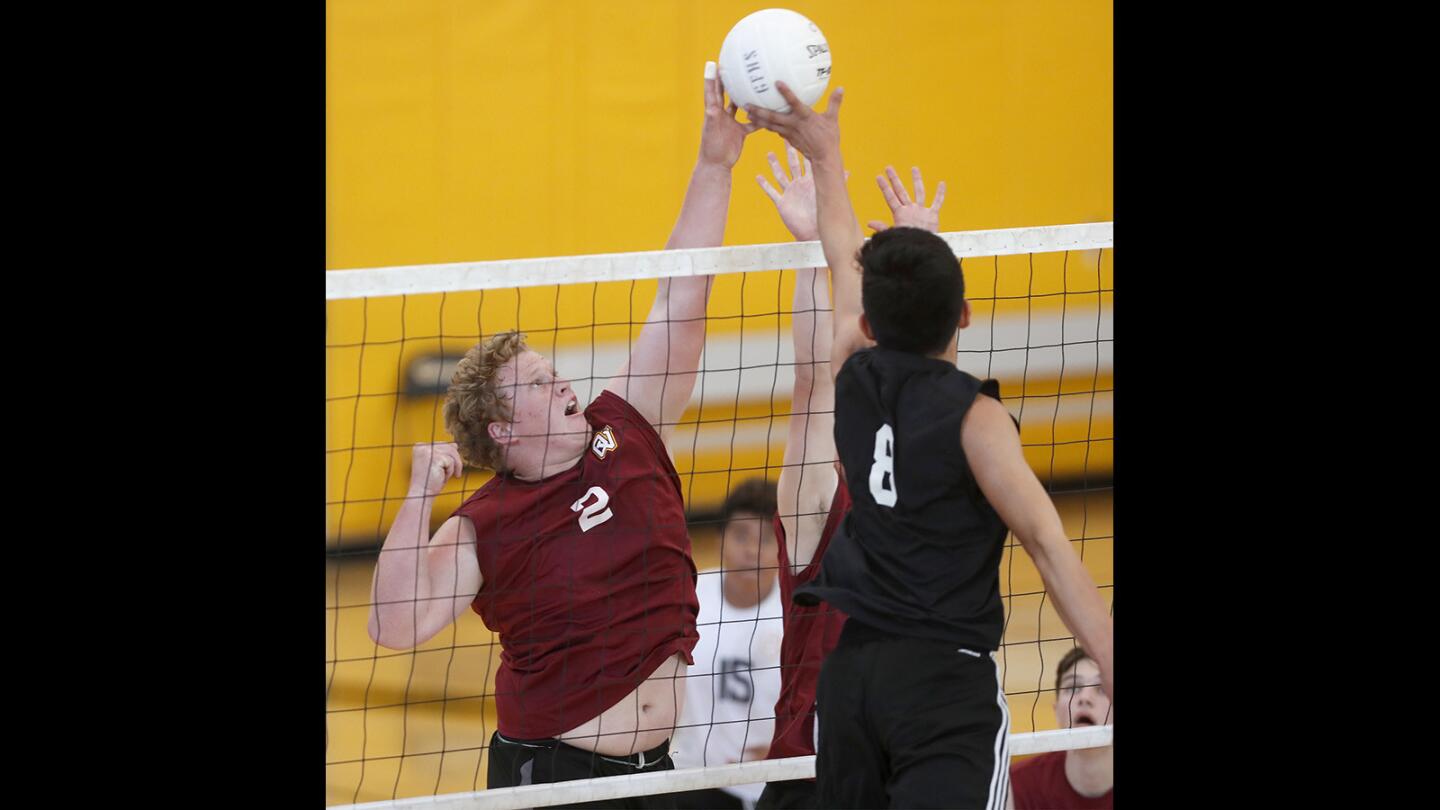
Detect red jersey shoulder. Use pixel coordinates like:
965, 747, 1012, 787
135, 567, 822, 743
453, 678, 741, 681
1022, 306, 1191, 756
584, 390, 662, 462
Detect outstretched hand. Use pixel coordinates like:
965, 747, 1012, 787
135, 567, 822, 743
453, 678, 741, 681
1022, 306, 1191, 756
699, 62, 758, 169
867, 166, 946, 234
745, 81, 844, 166
757, 144, 850, 241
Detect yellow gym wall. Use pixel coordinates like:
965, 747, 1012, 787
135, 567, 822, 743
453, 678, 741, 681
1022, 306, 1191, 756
326, 0, 1112, 269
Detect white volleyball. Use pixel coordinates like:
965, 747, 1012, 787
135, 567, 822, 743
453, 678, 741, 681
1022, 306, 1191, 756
717, 9, 831, 113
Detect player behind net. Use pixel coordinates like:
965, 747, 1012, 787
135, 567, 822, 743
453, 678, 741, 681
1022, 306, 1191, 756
366, 62, 757, 807
746, 82, 1114, 809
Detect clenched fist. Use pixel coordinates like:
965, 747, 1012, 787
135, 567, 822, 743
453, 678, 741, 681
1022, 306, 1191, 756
409, 442, 464, 497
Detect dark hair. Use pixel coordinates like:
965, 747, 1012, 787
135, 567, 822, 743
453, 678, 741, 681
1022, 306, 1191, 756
1054, 646, 1092, 694
720, 478, 778, 524
858, 227, 964, 355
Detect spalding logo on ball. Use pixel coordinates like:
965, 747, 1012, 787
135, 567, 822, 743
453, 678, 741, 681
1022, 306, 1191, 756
718, 8, 831, 113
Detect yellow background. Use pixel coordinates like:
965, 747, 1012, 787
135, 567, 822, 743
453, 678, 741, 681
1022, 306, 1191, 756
327, 1, 1112, 804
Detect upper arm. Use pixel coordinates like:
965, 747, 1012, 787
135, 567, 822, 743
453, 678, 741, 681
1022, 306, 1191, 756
826, 251, 873, 381
776, 390, 838, 571
779, 266, 840, 570
418, 516, 483, 643
961, 395, 1067, 553
605, 275, 711, 435
829, 316, 872, 383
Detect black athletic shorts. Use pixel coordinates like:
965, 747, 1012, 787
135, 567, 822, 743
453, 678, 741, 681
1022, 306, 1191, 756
814, 621, 1011, 809
487, 731, 676, 809
757, 779, 818, 809
663, 787, 744, 809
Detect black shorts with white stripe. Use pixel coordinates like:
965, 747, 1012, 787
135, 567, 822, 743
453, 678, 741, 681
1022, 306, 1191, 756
814, 620, 1010, 810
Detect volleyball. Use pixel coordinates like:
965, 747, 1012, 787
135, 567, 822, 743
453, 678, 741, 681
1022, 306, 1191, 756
717, 9, 831, 113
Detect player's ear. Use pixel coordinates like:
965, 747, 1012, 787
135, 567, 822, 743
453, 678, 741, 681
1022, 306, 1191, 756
487, 420, 516, 445
958, 299, 971, 330
858, 313, 875, 341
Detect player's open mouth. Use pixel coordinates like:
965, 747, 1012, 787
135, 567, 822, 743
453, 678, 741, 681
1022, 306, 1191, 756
565, 399, 578, 416
1072, 715, 1095, 727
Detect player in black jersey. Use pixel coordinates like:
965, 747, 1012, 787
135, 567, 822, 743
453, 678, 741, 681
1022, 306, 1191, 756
747, 84, 1114, 809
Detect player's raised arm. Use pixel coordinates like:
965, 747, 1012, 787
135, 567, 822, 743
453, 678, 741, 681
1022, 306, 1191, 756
368, 442, 483, 650
962, 396, 1115, 703
606, 63, 755, 436
757, 144, 840, 569
745, 82, 866, 381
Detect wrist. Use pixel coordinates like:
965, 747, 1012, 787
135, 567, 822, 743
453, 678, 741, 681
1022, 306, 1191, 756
695, 155, 737, 174
810, 152, 844, 173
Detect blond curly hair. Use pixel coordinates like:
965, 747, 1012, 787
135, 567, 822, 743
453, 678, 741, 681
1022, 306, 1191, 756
444, 331, 528, 471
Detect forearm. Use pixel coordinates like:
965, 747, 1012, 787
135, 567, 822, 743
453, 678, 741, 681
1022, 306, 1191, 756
811, 156, 862, 329
791, 265, 833, 381
810, 157, 865, 378
1027, 530, 1114, 691
665, 160, 733, 250
612, 160, 728, 425
368, 492, 437, 647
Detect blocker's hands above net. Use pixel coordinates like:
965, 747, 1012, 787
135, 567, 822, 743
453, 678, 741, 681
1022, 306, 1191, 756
868, 166, 946, 234
745, 81, 844, 166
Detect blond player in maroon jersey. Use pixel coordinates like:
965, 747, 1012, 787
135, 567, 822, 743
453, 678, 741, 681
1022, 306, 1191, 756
368, 63, 756, 807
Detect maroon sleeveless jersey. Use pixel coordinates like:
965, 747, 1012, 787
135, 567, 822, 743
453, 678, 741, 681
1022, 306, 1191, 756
453, 389, 699, 739
1010, 751, 1113, 809
765, 478, 851, 761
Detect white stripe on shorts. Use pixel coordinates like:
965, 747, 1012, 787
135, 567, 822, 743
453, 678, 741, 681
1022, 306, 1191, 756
986, 652, 1011, 810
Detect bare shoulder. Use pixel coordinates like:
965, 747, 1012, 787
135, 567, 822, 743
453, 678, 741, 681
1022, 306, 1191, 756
440, 514, 478, 545
961, 390, 1016, 440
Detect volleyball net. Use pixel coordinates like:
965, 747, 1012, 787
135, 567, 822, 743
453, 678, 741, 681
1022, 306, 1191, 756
325, 223, 1114, 807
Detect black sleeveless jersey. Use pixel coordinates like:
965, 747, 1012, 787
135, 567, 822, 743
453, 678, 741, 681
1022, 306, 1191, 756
794, 347, 1009, 650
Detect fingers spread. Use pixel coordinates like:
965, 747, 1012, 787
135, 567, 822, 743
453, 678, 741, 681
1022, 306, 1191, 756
867, 220, 890, 232
886, 166, 912, 204
912, 167, 926, 207
788, 144, 803, 179
824, 87, 844, 120
876, 174, 903, 210
931, 180, 947, 212
767, 151, 790, 187
757, 174, 783, 204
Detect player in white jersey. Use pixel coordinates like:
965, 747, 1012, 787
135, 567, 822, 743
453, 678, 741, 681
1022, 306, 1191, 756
670, 480, 785, 810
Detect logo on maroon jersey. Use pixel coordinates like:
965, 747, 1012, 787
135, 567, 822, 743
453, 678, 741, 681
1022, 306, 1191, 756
591, 425, 618, 460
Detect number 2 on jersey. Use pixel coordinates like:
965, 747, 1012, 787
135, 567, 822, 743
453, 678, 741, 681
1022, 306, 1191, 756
869, 424, 898, 506
570, 485, 614, 532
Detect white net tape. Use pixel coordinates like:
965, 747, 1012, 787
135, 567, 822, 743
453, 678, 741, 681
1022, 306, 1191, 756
331, 727, 1111, 810
325, 223, 1112, 298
